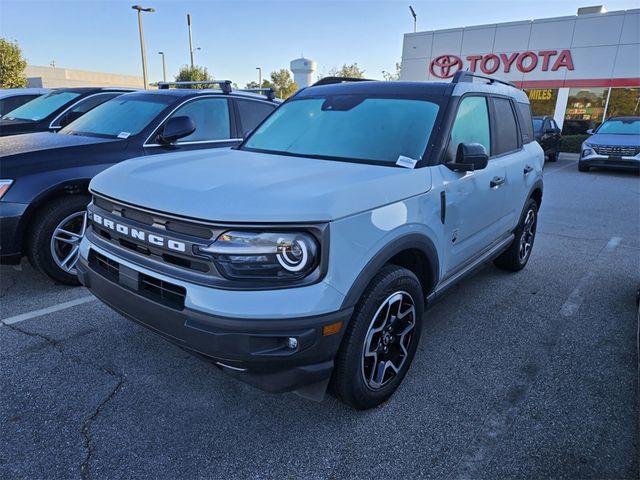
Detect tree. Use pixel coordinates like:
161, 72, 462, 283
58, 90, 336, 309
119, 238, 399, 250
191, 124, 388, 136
269, 69, 298, 99
382, 62, 402, 81
245, 79, 274, 90
328, 63, 365, 79
174, 65, 213, 88
0, 38, 28, 88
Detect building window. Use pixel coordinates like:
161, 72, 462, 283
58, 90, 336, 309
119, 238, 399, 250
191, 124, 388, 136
563, 87, 608, 135
524, 89, 558, 116
606, 87, 640, 118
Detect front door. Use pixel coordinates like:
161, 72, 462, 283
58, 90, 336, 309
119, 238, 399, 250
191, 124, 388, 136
439, 95, 509, 277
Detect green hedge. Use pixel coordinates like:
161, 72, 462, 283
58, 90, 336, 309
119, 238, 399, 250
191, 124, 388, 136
560, 134, 589, 153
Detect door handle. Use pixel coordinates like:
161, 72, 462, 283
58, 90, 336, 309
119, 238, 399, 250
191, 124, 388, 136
524, 164, 534, 174
490, 176, 505, 188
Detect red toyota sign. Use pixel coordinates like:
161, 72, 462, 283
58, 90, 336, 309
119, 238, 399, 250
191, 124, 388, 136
429, 49, 575, 78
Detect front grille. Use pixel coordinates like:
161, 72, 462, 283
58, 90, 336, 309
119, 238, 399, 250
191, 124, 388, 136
89, 250, 186, 310
593, 145, 640, 156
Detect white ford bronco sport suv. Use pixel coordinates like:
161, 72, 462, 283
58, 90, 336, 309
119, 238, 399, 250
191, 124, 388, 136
78, 72, 543, 409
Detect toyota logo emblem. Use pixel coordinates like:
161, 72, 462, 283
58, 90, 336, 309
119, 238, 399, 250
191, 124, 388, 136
430, 55, 463, 79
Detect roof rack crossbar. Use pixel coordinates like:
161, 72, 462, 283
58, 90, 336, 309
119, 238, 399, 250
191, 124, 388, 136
238, 88, 276, 101
451, 71, 517, 89
311, 76, 374, 87
157, 80, 233, 94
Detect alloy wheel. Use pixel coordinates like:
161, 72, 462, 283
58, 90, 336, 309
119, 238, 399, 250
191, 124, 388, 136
50, 211, 87, 275
518, 208, 536, 263
361, 291, 416, 390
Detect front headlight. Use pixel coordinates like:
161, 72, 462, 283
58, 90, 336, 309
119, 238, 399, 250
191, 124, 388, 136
581, 142, 594, 157
197, 231, 319, 281
0, 180, 13, 200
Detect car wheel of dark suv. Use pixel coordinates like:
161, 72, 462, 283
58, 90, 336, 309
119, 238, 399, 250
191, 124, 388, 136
26, 195, 90, 285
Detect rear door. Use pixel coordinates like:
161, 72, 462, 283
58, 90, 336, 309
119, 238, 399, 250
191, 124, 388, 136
489, 96, 530, 230
439, 95, 508, 276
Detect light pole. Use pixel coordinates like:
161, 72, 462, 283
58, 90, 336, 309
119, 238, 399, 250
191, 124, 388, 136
187, 13, 194, 69
409, 6, 417, 33
158, 51, 166, 82
256, 67, 262, 87
132, 5, 155, 89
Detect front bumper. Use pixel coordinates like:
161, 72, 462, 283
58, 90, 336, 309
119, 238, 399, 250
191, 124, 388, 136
77, 244, 353, 395
0, 202, 28, 264
580, 152, 640, 170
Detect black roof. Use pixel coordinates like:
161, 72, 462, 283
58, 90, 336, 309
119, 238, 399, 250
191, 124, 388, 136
51, 87, 136, 94
605, 116, 640, 121
112, 88, 279, 102
297, 80, 451, 97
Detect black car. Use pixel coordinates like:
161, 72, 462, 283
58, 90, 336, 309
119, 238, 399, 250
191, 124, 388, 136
533, 115, 562, 162
0, 87, 134, 136
0, 81, 280, 284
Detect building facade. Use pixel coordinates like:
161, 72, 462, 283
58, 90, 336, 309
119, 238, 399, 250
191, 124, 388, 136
400, 7, 640, 134
26, 65, 144, 89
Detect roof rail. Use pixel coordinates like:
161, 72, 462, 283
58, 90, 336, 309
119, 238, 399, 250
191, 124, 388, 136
311, 76, 374, 87
238, 87, 276, 101
451, 71, 517, 89
157, 80, 233, 94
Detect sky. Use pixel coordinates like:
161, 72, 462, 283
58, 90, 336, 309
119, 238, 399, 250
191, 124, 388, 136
1, 0, 639, 86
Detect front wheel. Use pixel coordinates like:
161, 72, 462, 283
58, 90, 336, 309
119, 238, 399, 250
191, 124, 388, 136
578, 161, 590, 172
26, 195, 90, 285
494, 198, 538, 272
331, 265, 424, 409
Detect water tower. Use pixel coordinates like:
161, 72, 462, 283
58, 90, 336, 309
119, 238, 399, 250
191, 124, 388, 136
290, 57, 317, 88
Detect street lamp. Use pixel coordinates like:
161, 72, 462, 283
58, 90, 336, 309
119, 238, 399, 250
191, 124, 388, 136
158, 51, 166, 82
409, 6, 417, 33
256, 67, 262, 87
132, 5, 155, 89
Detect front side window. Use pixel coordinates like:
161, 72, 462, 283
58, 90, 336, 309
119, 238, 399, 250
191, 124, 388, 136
243, 95, 441, 165
596, 118, 640, 135
60, 94, 173, 138
449, 96, 491, 159
169, 98, 231, 143
2, 91, 81, 121
236, 99, 276, 136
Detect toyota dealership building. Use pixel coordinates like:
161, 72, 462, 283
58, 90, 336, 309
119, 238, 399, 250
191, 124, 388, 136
400, 6, 640, 134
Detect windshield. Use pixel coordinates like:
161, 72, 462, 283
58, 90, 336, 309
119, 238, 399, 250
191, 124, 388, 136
60, 95, 173, 138
596, 119, 640, 135
532, 118, 543, 131
243, 95, 441, 165
2, 91, 81, 121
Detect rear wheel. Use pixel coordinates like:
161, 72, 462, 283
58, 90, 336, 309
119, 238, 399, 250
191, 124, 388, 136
331, 265, 423, 409
26, 195, 90, 285
494, 198, 538, 272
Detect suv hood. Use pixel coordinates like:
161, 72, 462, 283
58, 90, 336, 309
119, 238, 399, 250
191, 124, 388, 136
90, 148, 432, 223
586, 133, 640, 146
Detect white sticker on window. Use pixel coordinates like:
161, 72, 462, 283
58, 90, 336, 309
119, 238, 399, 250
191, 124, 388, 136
396, 155, 417, 169
117, 131, 131, 139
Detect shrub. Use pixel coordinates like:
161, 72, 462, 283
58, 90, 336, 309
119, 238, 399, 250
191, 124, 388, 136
560, 134, 590, 153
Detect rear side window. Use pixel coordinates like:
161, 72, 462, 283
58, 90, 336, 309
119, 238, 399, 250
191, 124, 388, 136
516, 102, 534, 143
235, 99, 276, 137
492, 97, 519, 155
449, 96, 491, 160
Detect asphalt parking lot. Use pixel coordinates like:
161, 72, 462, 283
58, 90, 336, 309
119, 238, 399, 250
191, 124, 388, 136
1, 153, 638, 479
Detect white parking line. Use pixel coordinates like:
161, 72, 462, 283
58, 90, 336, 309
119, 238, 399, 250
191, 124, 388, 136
1, 295, 97, 325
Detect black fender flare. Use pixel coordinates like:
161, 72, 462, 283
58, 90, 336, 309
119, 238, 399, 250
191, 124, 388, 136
340, 233, 440, 309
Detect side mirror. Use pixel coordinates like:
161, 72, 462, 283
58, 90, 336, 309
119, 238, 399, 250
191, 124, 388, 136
158, 116, 196, 144
446, 143, 489, 172
586, 128, 594, 135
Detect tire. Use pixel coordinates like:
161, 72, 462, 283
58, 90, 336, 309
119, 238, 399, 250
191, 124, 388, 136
547, 149, 558, 162
494, 198, 538, 272
331, 264, 424, 409
578, 161, 590, 172
26, 195, 90, 285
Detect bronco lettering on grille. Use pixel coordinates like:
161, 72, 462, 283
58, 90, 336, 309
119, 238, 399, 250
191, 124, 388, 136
91, 212, 187, 252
